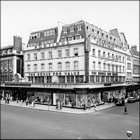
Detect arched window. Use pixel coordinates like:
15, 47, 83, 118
41, 63, 45, 70
65, 61, 70, 70
58, 62, 62, 70
27, 64, 31, 71
34, 64, 37, 71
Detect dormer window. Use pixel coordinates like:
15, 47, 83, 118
70, 26, 74, 33
110, 37, 112, 40
77, 25, 82, 31
63, 28, 67, 34
97, 31, 99, 34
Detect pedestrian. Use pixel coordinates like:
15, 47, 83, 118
124, 98, 128, 114
16, 97, 18, 104
26, 98, 29, 106
47, 98, 50, 110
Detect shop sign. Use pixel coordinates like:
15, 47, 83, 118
98, 72, 106, 75
107, 72, 111, 76
91, 71, 96, 75
104, 83, 111, 86
112, 72, 118, 76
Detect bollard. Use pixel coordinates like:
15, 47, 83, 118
126, 130, 132, 139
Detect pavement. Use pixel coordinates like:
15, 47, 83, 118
0, 99, 115, 114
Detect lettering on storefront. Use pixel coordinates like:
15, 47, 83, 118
107, 72, 111, 76
112, 72, 118, 76
98, 72, 106, 75
104, 83, 111, 86
91, 71, 96, 75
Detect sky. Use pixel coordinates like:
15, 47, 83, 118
1, 1, 139, 50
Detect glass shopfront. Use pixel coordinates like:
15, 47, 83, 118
34, 92, 52, 105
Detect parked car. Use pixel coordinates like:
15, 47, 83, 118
127, 97, 136, 103
116, 98, 125, 106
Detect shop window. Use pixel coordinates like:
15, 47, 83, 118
58, 76, 65, 83
90, 75, 95, 83
96, 75, 100, 82
75, 75, 83, 83
101, 76, 105, 83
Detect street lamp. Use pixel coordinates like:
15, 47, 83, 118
126, 130, 132, 139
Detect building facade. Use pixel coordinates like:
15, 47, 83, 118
0, 36, 24, 83
21, 20, 134, 108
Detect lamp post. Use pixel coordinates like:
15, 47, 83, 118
126, 130, 132, 139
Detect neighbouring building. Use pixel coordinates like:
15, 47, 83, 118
0, 36, 24, 83
130, 45, 140, 96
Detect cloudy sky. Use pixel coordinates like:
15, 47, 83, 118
1, 1, 139, 49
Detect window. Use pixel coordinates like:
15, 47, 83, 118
77, 25, 82, 31
27, 54, 30, 60
58, 50, 62, 58
76, 35, 81, 40
49, 63, 52, 71
58, 62, 62, 70
127, 63, 131, 70
112, 54, 114, 60
27, 64, 30, 71
74, 61, 78, 70
108, 64, 110, 71
63, 28, 67, 34
119, 65, 121, 72
68, 37, 72, 41
44, 30, 55, 36
98, 62, 101, 70
103, 63, 106, 70
92, 49, 95, 56
123, 57, 125, 62
108, 53, 110, 58
93, 61, 95, 70
112, 64, 114, 72
34, 64, 37, 71
103, 52, 105, 57
123, 66, 125, 72
34, 53, 37, 60
65, 49, 70, 57
98, 50, 101, 57
74, 48, 78, 56
66, 61, 70, 70
41, 52, 45, 59
70, 26, 74, 33
48, 51, 52, 58
119, 56, 121, 62
41, 63, 45, 70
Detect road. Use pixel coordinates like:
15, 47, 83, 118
1, 102, 139, 139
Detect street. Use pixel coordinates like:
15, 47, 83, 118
1, 102, 139, 139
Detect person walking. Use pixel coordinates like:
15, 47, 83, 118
124, 98, 128, 114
